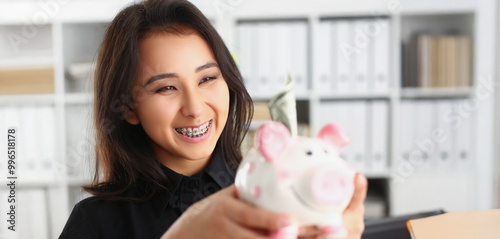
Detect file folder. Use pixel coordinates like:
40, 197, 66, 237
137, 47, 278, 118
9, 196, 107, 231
398, 101, 416, 171
408, 210, 500, 239
435, 100, 453, 172
256, 23, 272, 96
315, 21, 332, 94
353, 20, 370, 92
290, 22, 308, 96
453, 99, 473, 170
413, 101, 437, 174
372, 19, 390, 92
362, 209, 445, 239
369, 100, 389, 173
38, 106, 56, 181
274, 23, 291, 92
20, 106, 38, 181
335, 20, 354, 92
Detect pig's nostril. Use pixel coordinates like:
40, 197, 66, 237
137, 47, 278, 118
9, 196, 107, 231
306, 150, 313, 156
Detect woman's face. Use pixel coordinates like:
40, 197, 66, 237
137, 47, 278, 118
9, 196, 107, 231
126, 32, 230, 174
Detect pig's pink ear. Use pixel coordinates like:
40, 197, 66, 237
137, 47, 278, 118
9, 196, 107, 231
317, 123, 350, 151
255, 121, 291, 162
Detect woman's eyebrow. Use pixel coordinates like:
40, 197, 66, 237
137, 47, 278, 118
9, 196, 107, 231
143, 62, 219, 87
144, 72, 178, 87
195, 62, 219, 73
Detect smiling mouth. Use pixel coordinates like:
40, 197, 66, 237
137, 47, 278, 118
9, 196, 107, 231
175, 120, 212, 138
291, 187, 324, 212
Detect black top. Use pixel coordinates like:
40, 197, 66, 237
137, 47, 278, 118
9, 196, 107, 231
59, 149, 235, 239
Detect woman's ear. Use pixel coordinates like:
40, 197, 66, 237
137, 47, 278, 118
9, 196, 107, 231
124, 107, 140, 125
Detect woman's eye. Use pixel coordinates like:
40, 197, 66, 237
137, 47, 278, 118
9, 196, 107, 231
155, 86, 176, 93
200, 76, 217, 84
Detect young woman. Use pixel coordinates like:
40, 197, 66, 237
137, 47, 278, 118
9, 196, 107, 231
59, 0, 367, 238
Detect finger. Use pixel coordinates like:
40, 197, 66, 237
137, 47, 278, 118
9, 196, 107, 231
299, 236, 326, 239
216, 184, 237, 197
225, 220, 271, 239
298, 226, 321, 237
219, 184, 243, 199
345, 173, 368, 213
226, 198, 294, 231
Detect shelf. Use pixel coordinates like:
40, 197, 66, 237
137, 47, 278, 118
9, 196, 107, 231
233, 0, 391, 19
11, 178, 91, 189
400, 0, 476, 16
0, 57, 54, 68
0, 94, 56, 106
16, 179, 63, 189
318, 92, 391, 100
64, 93, 93, 105
250, 92, 310, 101
67, 177, 92, 187
400, 87, 474, 99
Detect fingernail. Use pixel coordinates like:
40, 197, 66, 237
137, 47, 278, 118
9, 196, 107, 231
357, 174, 367, 186
278, 217, 292, 227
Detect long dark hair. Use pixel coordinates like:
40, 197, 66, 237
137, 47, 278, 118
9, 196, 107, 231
85, 0, 253, 200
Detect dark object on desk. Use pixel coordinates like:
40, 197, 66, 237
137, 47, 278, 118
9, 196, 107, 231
362, 209, 445, 239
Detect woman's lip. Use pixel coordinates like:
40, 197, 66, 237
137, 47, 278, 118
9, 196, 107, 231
176, 121, 213, 143
174, 119, 212, 129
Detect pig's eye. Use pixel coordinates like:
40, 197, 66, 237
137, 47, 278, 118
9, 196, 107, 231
324, 149, 329, 154
306, 150, 313, 156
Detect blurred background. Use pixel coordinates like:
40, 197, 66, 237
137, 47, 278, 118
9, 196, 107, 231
0, 0, 499, 238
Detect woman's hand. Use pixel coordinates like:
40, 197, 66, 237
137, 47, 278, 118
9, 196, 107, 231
161, 185, 294, 239
298, 173, 368, 239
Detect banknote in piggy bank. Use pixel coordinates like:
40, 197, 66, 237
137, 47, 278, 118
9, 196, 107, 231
235, 121, 356, 238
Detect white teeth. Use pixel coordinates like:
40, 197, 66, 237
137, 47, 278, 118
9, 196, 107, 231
175, 120, 212, 138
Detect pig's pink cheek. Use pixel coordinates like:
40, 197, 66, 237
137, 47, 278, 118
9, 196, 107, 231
247, 162, 256, 174
252, 186, 262, 200
278, 170, 290, 180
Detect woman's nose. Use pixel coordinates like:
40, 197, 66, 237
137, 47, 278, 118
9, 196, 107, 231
181, 88, 203, 118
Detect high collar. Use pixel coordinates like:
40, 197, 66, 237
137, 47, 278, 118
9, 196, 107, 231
152, 146, 235, 217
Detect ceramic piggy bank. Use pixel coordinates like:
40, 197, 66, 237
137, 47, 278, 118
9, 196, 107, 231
235, 121, 356, 239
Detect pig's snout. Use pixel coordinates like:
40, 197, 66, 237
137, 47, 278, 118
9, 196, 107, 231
292, 164, 355, 211
311, 167, 353, 206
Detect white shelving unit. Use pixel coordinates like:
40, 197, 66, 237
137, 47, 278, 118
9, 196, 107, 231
0, 0, 496, 238
229, 0, 496, 218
